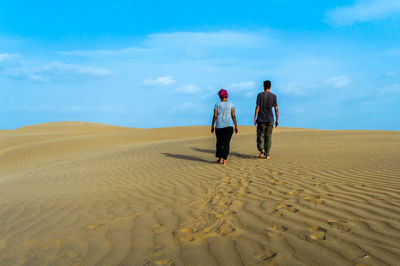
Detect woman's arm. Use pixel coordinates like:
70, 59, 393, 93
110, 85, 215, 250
231, 107, 238, 134
211, 108, 218, 133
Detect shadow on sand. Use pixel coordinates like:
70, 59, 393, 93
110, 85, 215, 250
191, 147, 255, 159
162, 153, 215, 164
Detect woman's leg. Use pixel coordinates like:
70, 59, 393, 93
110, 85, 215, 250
215, 128, 223, 160
222, 127, 234, 160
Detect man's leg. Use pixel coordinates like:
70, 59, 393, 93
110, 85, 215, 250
265, 122, 274, 156
257, 123, 267, 154
222, 127, 234, 160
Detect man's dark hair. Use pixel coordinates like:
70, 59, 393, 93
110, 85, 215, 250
264, 80, 271, 89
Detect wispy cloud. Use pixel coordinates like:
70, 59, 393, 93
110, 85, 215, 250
5, 105, 128, 114
326, 76, 350, 88
279, 82, 309, 96
0, 53, 21, 67
228, 81, 255, 91
383, 48, 400, 56
145, 31, 268, 49
58, 31, 272, 60
173, 85, 202, 94
143, 75, 175, 86
57, 47, 149, 57
326, 0, 400, 26
379, 84, 400, 96
2, 61, 110, 82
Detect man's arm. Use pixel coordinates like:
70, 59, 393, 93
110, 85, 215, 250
274, 106, 279, 128
254, 106, 260, 125
231, 107, 238, 134
211, 108, 218, 133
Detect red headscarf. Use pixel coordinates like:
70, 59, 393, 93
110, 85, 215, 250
218, 89, 228, 99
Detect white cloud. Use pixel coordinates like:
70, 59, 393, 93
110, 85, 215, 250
145, 31, 268, 49
5, 105, 128, 114
383, 49, 400, 56
3, 62, 110, 82
58, 31, 271, 59
145, 31, 270, 58
143, 76, 175, 86
0, 53, 16, 63
57, 47, 149, 57
228, 81, 255, 91
169, 102, 204, 112
0, 53, 21, 67
326, 76, 350, 88
288, 106, 305, 115
326, 0, 400, 26
379, 84, 400, 95
173, 85, 201, 94
279, 82, 309, 96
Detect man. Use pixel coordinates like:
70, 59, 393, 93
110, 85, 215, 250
254, 80, 279, 159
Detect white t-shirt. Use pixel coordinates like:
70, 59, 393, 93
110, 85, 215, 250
214, 101, 234, 128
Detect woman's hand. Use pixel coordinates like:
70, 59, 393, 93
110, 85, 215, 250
235, 126, 238, 134
211, 125, 215, 134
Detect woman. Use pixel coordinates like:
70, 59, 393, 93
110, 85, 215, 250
211, 89, 238, 165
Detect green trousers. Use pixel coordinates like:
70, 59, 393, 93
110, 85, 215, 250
257, 122, 274, 155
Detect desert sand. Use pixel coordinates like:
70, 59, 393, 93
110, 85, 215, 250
0, 122, 399, 266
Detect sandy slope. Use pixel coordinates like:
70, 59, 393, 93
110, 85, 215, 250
0, 122, 399, 266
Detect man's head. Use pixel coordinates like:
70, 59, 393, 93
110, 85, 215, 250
263, 80, 271, 91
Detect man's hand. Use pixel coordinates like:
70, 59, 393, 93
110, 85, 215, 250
211, 125, 215, 134
275, 120, 279, 128
235, 126, 238, 134
254, 118, 257, 126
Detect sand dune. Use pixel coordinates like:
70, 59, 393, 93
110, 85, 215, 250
0, 122, 399, 265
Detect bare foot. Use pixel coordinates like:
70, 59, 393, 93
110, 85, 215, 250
223, 160, 227, 165
217, 158, 223, 164
265, 155, 271, 159
259, 150, 265, 158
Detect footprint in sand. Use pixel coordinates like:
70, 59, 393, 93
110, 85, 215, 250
277, 203, 292, 209
86, 224, 100, 230
256, 249, 277, 261
0, 239, 7, 250
288, 189, 303, 196
327, 221, 351, 232
174, 228, 195, 242
68, 250, 80, 258
152, 224, 169, 234
270, 180, 286, 186
276, 203, 299, 213
298, 226, 327, 241
286, 207, 299, 213
146, 258, 175, 266
272, 224, 288, 232
303, 196, 324, 204
313, 182, 326, 189
264, 208, 283, 217
265, 208, 279, 214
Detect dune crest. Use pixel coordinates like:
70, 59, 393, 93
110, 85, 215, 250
0, 123, 399, 265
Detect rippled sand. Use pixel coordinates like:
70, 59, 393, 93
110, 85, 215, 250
0, 122, 399, 265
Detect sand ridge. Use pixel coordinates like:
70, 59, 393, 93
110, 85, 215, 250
0, 122, 399, 265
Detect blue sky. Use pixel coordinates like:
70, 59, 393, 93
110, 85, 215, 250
1, 0, 400, 130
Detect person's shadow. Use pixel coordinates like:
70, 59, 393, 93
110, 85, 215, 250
162, 153, 214, 164
191, 147, 255, 159
162, 147, 255, 164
